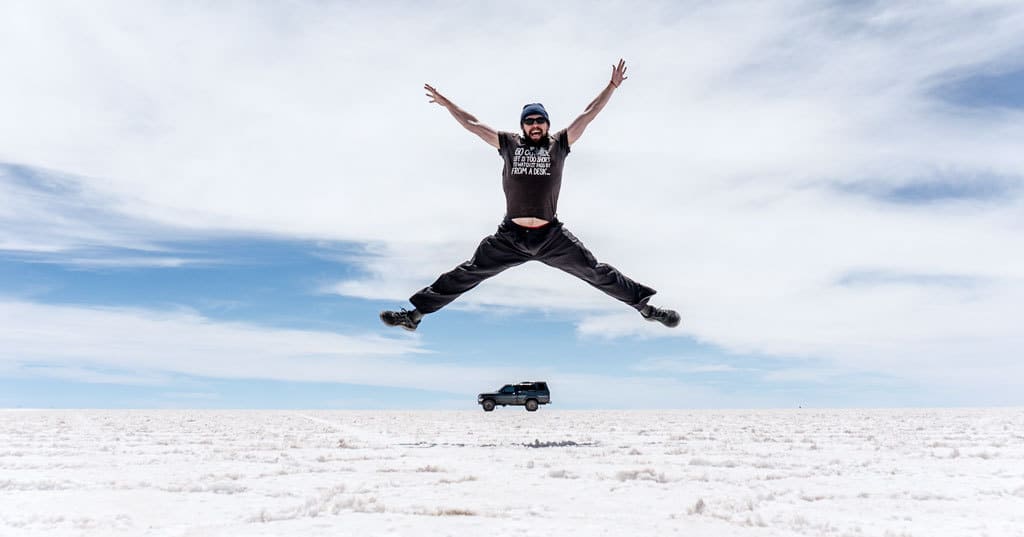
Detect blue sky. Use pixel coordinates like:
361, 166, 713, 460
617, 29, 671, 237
0, 218, 923, 409
2, 1, 1023, 408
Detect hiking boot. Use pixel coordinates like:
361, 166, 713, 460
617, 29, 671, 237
640, 304, 680, 328
379, 308, 422, 331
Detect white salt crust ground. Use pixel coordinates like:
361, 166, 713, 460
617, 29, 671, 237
2, 409, 1023, 536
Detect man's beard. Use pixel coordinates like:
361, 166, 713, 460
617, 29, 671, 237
522, 129, 550, 147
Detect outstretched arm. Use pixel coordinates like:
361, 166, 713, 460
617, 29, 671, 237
424, 84, 500, 149
566, 59, 628, 146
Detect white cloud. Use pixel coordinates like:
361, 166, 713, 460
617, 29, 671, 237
1, 2, 1023, 402
0, 299, 772, 408
0, 164, 161, 254
548, 373, 769, 409
0, 299, 502, 389
632, 357, 745, 375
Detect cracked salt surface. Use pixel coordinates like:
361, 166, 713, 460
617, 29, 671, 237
2, 409, 1023, 536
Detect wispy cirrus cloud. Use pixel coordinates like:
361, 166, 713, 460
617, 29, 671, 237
832, 174, 1021, 205
0, 299, 784, 408
835, 270, 989, 289
632, 357, 746, 375
0, 299, 440, 388
0, 163, 220, 270
0, 163, 159, 254
932, 65, 1024, 110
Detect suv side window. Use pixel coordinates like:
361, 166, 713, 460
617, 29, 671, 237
500, 385, 514, 394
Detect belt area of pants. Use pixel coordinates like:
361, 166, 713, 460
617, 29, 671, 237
500, 217, 561, 235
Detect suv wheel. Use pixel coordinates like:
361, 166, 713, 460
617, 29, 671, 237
482, 400, 496, 412
525, 399, 539, 412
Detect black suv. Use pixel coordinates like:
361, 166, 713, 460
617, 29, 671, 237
477, 381, 551, 412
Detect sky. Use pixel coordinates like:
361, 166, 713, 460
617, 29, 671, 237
1, 1, 1023, 409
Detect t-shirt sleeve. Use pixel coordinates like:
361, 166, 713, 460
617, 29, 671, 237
555, 129, 570, 155
497, 131, 517, 157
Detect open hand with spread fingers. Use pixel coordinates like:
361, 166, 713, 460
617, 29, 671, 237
424, 84, 451, 108
610, 59, 628, 88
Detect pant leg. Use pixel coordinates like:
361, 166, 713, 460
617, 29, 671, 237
536, 224, 656, 309
410, 231, 529, 314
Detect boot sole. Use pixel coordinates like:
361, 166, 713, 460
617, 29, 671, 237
379, 312, 418, 331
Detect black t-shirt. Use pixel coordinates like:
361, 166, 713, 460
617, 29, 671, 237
497, 129, 571, 221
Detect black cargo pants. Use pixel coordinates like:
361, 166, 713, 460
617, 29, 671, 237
409, 218, 656, 314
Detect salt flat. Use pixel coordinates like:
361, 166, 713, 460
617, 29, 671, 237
1, 409, 1023, 536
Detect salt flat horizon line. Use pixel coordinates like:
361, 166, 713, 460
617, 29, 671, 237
3, 406, 1021, 412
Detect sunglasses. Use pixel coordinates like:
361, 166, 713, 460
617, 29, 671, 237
522, 117, 548, 126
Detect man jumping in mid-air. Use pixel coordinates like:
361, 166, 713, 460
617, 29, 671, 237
380, 59, 679, 331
